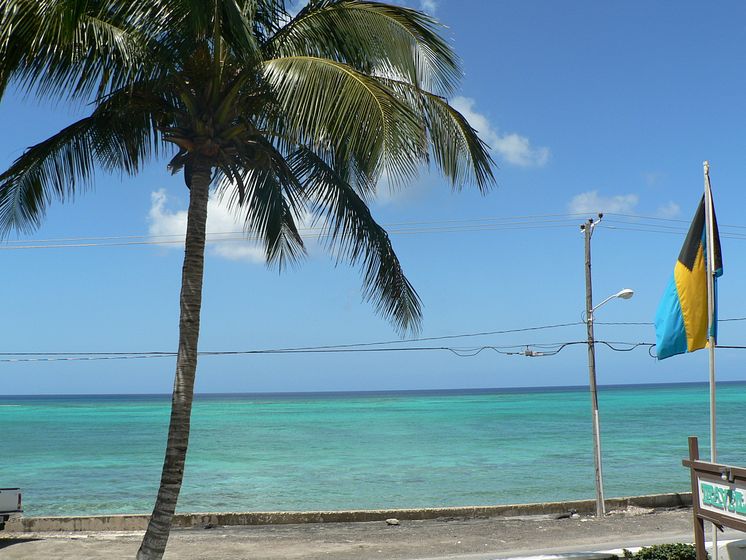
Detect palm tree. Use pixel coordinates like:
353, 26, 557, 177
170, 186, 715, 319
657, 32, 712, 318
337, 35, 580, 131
0, 1, 495, 558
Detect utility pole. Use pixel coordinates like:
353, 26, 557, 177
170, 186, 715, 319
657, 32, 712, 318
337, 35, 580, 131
581, 214, 605, 517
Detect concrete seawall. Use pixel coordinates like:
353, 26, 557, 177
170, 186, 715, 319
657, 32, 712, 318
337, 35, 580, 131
5, 492, 691, 533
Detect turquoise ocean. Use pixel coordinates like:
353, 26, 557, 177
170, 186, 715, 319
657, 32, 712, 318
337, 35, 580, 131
3, 382, 746, 517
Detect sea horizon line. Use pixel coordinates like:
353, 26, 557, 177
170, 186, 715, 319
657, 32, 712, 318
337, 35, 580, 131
3, 378, 745, 399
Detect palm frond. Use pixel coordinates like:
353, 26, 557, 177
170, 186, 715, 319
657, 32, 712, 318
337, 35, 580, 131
263, 55, 428, 187
248, 0, 290, 42
0, 118, 94, 235
214, 136, 306, 268
378, 77, 495, 192
267, 0, 459, 96
424, 93, 495, 192
289, 146, 422, 334
218, 0, 261, 64
0, 91, 162, 235
0, 0, 152, 101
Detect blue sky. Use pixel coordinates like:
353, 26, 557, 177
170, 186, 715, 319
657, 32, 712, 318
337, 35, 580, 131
2, 0, 746, 394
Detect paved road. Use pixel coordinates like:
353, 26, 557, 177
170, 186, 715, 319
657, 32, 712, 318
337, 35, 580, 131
0, 507, 738, 560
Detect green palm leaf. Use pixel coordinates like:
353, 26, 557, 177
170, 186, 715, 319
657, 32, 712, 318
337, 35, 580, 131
214, 136, 307, 268
0, 91, 160, 234
378, 77, 495, 191
290, 147, 422, 334
263, 55, 427, 186
0, 0, 150, 100
422, 92, 496, 191
268, 0, 460, 96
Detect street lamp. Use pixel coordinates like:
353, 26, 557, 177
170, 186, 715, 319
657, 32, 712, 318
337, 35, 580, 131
582, 216, 635, 517
593, 288, 634, 313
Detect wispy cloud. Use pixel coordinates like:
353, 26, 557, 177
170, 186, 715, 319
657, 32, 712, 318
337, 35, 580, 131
568, 190, 639, 214
148, 190, 321, 262
370, 170, 430, 207
656, 201, 681, 219
492, 133, 551, 168
451, 96, 550, 168
643, 171, 665, 187
148, 190, 265, 263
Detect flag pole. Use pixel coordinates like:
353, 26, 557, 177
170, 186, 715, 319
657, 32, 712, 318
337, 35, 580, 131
703, 160, 718, 560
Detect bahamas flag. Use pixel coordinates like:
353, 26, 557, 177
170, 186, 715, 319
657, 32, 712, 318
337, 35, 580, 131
655, 194, 723, 360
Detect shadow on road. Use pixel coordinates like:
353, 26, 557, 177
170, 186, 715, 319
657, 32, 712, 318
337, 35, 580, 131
0, 538, 40, 550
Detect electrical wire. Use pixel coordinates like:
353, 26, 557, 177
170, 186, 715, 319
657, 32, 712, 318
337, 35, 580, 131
0, 321, 587, 359
0, 345, 548, 363
595, 321, 654, 326
604, 212, 746, 231
2, 210, 744, 363
8, 211, 746, 251
3, 311, 746, 362
1, 212, 589, 245
599, 223, 746, 241
0, 214, 587, 251
312, 321, 585, 349
7, 212, 746, 249
0, 340, 668, 363
591, 316, 746, 326
0, 223, 586, 250
8, 339, 746, 363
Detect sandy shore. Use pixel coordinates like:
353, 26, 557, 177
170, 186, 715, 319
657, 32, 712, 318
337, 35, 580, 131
1, 505, 737, 560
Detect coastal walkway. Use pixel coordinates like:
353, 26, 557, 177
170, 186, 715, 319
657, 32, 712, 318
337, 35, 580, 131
3, 503, 743, 559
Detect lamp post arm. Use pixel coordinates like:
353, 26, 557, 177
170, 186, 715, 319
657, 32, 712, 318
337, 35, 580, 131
591, 294, 617, 315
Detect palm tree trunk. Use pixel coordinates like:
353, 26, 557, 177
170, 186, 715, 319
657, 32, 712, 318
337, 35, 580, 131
137, 161, 211, 560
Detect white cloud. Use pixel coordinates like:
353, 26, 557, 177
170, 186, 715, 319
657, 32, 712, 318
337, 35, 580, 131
213, 241, 265, 263
656, 201, 681, 219
451, 96, 550, 167
148, 190, 188, 240
148, 190, 320, 263
492, 134, 551, 168
568, 190, 639, 214
148, 190, 265, 263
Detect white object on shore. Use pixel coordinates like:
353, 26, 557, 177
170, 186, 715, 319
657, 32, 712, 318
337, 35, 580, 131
385, 518, 400, 526
0, 488, 22, 530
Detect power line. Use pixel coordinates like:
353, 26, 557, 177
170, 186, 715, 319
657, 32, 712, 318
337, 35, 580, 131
7, 210, 746, 251
596, 317, 746, 326
8, 338, 746, 364
279, 321, 587, 350
0, 214, 586, 250
604, 212, 746, 231
0, 321, 587, 358
0, 339, 655, 363
2, 337, 721, 364
7, 211, 746, 244
0, 223, 583, 251
3, 313, 746, 362
1, 213, 589, 245
596, 321, 654, 326
599, 223, 746, 241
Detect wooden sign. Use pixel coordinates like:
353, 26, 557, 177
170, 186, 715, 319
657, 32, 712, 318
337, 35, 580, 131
698, 476, 746, 519
683, 436, 746, 560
